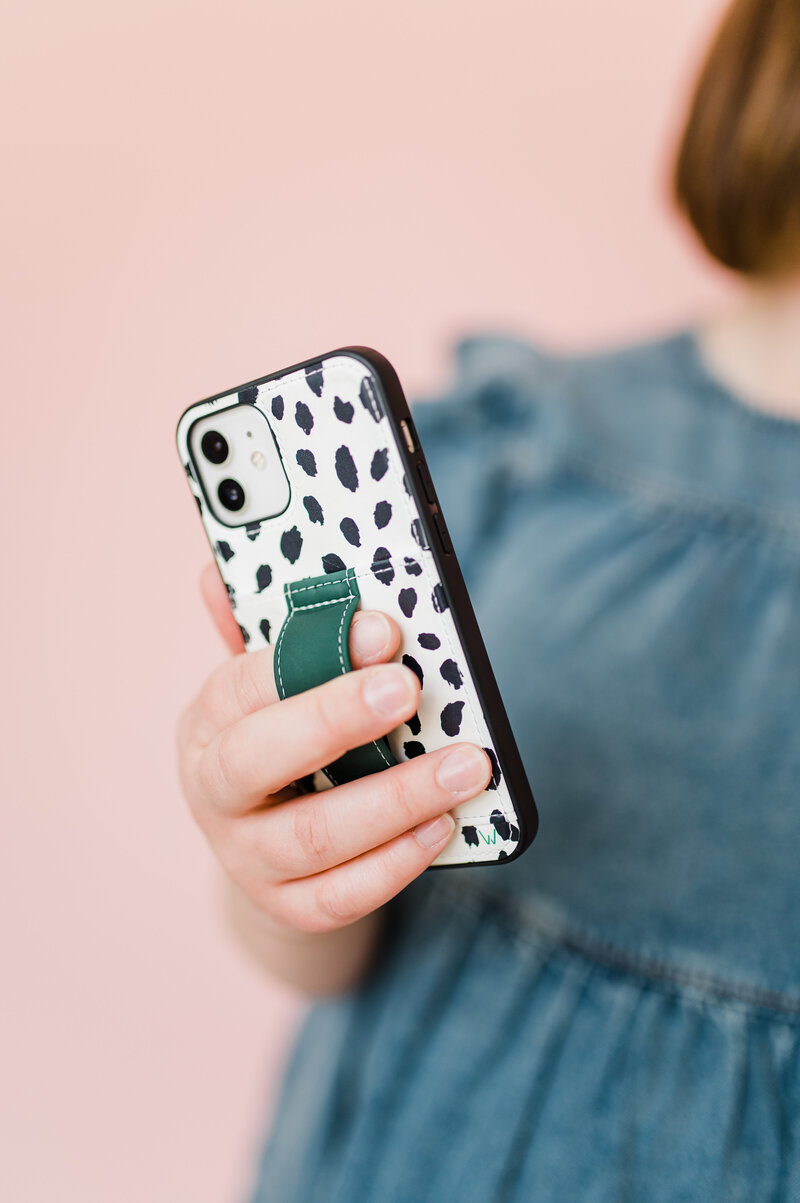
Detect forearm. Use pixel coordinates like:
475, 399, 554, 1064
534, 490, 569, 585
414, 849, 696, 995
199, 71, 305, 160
220, 872, 388, 997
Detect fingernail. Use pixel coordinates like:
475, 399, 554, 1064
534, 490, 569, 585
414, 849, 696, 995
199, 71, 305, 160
435, 746, 490, 796
362, 666, 414, 717
414, 812, 455, 848
350, 612, 391, 662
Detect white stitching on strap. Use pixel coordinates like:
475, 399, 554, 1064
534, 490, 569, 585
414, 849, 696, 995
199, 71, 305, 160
274, 583, 294, 699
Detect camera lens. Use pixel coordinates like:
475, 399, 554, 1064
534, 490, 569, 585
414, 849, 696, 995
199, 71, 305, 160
217, 478, 245, 512
201, 430, 229, 464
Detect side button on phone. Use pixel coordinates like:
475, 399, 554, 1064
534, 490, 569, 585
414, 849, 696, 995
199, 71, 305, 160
400, 420, 416, 454
433, 512, 452, 554
416, 463, 436, 505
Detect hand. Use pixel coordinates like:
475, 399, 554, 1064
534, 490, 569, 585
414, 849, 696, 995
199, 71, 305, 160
176, 563, 493, 937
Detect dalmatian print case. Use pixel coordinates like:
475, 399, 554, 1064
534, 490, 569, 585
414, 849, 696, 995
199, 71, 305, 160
176, 347, 538, 868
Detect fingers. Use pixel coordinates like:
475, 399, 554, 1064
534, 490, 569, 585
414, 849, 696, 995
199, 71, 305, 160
262, 762, 489, 932
195, 662, 421, 814
244, 743, 493, 882
200, 562, 246, 655
190, 560, 403, 752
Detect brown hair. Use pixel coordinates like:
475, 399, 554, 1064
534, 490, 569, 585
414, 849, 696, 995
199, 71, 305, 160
673, 0, 800, 277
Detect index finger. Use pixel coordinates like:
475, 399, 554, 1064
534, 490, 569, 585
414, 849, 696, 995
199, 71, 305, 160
186, 564, 403, 747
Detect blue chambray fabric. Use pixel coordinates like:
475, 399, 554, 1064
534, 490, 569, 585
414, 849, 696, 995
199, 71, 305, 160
249, 329, 800, 1202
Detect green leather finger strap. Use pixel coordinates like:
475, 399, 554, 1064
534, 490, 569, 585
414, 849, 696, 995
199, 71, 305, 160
274, 567, 398, 785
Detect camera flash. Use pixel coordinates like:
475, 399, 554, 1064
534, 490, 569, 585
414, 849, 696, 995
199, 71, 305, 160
251, 450, 266, 470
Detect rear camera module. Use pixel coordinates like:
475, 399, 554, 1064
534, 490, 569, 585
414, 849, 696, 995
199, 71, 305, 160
201, 429, 229, 464
217, 478, 245, 512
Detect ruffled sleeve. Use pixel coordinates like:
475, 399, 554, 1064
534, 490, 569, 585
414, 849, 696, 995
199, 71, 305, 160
409, 332, 551, 589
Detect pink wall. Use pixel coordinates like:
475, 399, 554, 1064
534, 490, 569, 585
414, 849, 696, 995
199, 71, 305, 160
1, 1, 734, 1199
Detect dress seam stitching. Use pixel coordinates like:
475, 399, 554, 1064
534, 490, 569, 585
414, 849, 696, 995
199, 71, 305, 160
430, 880, 800, 1022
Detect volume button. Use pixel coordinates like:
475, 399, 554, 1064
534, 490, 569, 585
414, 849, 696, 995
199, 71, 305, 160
416, 462, 436, 505
433, 512, 452, 554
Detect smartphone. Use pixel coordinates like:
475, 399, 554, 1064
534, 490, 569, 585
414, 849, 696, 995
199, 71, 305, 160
176, 346, 538, 869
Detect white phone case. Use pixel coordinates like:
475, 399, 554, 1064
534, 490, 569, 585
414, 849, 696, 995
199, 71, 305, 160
176, 348, 536, 868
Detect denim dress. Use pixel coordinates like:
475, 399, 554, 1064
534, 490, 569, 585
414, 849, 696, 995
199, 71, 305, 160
249, 329, 800, 1202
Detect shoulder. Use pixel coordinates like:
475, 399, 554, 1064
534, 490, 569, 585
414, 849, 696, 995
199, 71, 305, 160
406, 329, 695, 577
410, 327, 695, 458
410, 331, 553, 443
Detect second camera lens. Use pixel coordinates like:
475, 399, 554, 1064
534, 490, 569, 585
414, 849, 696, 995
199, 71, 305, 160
201, 429, 229, 464
218, 478, 245, 512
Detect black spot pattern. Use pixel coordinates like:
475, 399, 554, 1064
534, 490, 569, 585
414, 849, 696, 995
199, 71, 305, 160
402, 473, 411, 495
402, 654, 423, 686
404, 741, 426, 759
411, 518, 429, 549
305, 364, 324, 397
370, 546, 394, 585
225, 581, 236, 606
182, 366, 516, 849
195, 495, 203, 513
483, 747, 501, 790
439, 659, 463, 689
303, 495, 324, 525
359, 376, 383, 421
398, 588, 417, 618
333, 396, 354, 423
295, 401, 313, 435
335, 445, 358, 492
296, 449, 317, 476
371, 448, 388, 480
432, 584, 449, 612
280, 527, 303, 563
340, 517, 360, 547
440, 701, 465, 736
374, 501, 392, 529
490, 810, 519, 842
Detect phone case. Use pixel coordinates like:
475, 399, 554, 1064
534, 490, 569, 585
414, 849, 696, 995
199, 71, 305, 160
176, 347, 538, 868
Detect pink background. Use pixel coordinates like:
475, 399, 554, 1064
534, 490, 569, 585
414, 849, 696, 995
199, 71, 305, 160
1, 0, 735, 1198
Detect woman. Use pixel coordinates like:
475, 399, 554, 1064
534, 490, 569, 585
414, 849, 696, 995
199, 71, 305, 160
177, 0, 800, 1197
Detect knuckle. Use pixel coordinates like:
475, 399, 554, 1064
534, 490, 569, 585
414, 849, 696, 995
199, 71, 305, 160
310, 683, 347, 748
378, 767, 421, 832
201, 724, 243, 804
196, 663, 232, 732
270, 885, 334, 934
374, 832, 423, 891
232, 647, 276, 716
313, 875, 363, 929
291, 799, 334, 873
310, 673, 369, 754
